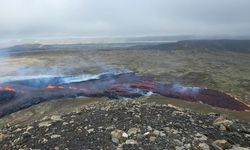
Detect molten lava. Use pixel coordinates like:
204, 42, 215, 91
47, 85, 64, 89
0, 72, 249, 117
0, 87, 15, 91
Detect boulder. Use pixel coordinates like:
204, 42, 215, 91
38, 121, 52, 127
213, 116, 233, 130
197, 143, 210, 150
111, 129, 128, 144
50, 115, 62, 122
212, 139, 232, 150
127, 128, 140, 136
0, 133, 7, 142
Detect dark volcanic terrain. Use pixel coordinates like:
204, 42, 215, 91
0, 40, 250, 149
0, 101, 249, 150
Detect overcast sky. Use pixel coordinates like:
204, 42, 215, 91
0, 0, 250, 41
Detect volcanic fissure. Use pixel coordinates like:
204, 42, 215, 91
0, 72, 249, 117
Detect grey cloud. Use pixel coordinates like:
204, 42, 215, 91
0, 0, 250, 41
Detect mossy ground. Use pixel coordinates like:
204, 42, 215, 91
0, 47, 250, 125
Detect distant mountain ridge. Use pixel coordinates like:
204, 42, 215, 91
2, 40, 250, 53
132, 40, 250, 52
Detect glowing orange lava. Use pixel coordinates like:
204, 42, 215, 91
225, 92, 250, 112
0, 87, 15, 91
245, 104, 250, 112
47, 85, 64, 89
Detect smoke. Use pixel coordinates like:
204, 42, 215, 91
0, 44, 132, 85
172, 83, 201, 93
60, 68, 131, 84
1, 70, 249, 118
0, 49, 11, 78
0, 68, 132, 86
4, 50, 130, 79
0, 47, 10, 59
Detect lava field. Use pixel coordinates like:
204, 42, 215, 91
0, 72, 249, 117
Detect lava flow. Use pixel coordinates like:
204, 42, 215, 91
47, 85, 64, 89
0, 87, 15, 91
0, 72, 250, 117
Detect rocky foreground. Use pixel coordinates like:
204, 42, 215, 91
0, 101, 249, 150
